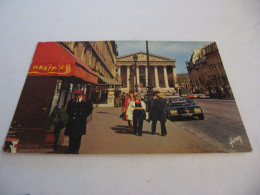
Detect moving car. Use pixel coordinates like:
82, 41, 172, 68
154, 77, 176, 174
164, 96, 204, 120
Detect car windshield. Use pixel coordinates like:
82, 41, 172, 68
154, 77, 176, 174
167, 98, 193, 107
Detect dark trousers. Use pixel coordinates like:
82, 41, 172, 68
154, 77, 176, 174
133, 109, 144, 135
69, 134, 82, 154
152, 119, 167, 135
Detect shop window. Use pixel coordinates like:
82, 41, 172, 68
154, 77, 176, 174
49, 79, 62, 113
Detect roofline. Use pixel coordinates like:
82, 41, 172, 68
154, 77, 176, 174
117, 51, 176, 62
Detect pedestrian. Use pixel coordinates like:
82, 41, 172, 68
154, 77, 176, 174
148, 91, 167, 136
65, 90, 93, 154
121, 93, 125, 107
127, 94, 146, 136
122, 91, 135, 132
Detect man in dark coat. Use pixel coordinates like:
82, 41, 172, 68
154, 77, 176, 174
148, 91, 167, 136
65, 90, 93, 154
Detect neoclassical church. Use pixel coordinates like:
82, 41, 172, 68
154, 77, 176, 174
117, 52, 177, 95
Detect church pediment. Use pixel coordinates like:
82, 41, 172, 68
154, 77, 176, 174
117, 52, 175, 62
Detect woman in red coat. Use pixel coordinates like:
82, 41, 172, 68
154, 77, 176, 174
122, 91, 135, 131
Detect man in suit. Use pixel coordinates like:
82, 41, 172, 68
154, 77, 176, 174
65, 90, 93, 154
148, 91, 167, 136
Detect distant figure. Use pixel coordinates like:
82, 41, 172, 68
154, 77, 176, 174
65, 90, 93, 154
121, 94, 125, 107
148, 91, 167, 136
127, 94, 146, 136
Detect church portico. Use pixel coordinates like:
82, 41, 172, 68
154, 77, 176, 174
117, 52, 177, 95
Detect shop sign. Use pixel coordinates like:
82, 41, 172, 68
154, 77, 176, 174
28, 64, 71, 76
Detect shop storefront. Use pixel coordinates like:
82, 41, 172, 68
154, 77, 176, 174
90, 74, 121, 107
6, 42, 98, 150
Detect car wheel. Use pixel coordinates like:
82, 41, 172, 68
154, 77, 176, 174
198, 114, 204, 120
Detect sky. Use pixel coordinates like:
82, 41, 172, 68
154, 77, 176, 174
116, 41, 212, 74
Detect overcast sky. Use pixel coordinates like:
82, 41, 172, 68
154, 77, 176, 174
116, 41, 212, 74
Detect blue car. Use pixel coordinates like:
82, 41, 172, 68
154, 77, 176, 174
164, 96, 204, 120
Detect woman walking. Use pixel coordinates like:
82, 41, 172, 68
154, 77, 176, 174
127, 94, 146, 136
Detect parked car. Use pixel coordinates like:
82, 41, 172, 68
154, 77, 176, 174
164, 96, 204, 120
187, 94, 194, 98
193, 94, 198, 99
187, 93, 198, 98
197, 94, 210, 99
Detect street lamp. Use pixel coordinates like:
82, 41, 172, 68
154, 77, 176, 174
146, 41, 153, 99
129, 65, 134, 92
133, 54, 138, 92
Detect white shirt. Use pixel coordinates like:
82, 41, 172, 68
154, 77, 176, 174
77, 97, 83, 103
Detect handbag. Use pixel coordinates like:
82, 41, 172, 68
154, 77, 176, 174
120, 112, 125, 118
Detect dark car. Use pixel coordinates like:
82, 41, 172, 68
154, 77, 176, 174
164, 96, 204, 120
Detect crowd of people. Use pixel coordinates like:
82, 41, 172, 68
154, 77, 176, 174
121, 91, 167, 136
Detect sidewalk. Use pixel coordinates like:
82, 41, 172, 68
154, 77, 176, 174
15, 107, 224, 154
71, 107, 220, 154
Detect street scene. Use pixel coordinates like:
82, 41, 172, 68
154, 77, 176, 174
49, 98, 248, 154
2, 41, 252, 154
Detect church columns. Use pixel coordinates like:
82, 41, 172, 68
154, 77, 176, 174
127, 66, 130, 89
118, 66, 121, 77
117, 66, 121, 82
154, 66, 159, 88
136, 66, 140, 87
172, 66, 176, 88
163, 66, 169, 88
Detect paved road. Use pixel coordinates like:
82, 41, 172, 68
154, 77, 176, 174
172, 99, 252, 152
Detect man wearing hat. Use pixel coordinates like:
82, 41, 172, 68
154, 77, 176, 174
65, 90, 93, 154
148, 91, 167, 136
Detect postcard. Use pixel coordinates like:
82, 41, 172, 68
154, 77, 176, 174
2, 41, 252, 154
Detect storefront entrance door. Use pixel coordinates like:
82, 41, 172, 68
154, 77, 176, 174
10, 77, 57, 149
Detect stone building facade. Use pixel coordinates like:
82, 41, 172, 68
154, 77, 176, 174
186, 42, 233, 98
117, 52, 177, 96
63, 41, 120, 104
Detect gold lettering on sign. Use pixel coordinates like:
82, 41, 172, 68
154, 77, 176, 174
29, 64, 71, 75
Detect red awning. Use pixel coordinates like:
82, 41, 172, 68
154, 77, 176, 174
28, 42, 98, 84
